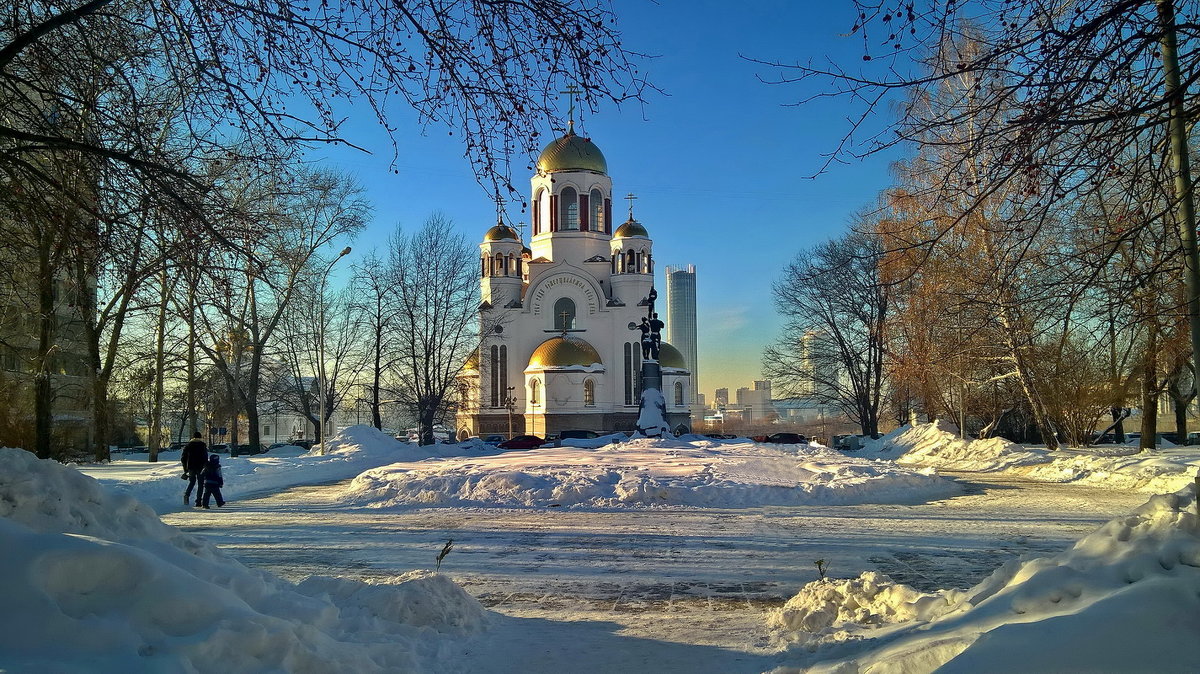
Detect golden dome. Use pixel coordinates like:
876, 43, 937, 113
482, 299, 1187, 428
483, 224, 520, 242
536, 127, 607, 174
528, 335, 603, 368
613, 218, 648, 238
463, 349, 479, 371
658, 342, 688, 370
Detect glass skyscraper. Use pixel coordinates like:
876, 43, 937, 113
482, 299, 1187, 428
665, 264, 698, 405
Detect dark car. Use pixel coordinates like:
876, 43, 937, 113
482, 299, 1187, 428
209, 443, 228, 453
554, 429, 600, 446
760, 432, 808, 445
234, 443, 266, 456
291, 439, 314, 450
482, 434, 505, 446
497, 434, 545, 450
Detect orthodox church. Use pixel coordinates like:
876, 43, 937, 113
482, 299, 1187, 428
456, 123, 693, 440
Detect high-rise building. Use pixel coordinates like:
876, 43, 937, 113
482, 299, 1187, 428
665, 264, 698, 406
714, 387, 729, 406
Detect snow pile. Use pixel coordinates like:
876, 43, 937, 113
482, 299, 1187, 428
768, 570, 964, 635
635, 387, 671, 437
79, 425, 475, 515
317, 424, 406, 454
1019, 449, 1200, 494
0, 447, 488, 673
858, 422, 1200, 493
557, 432, 626, 449
772, 486, 1200, 673
340, 437, 961, 509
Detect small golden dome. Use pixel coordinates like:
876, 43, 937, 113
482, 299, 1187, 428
463, 349, 480, 371
613, 218, 649, 238
483, 224, 520, 242
658, 342, 688, 370
536, 127, 607, 174
528, 335, 603, 368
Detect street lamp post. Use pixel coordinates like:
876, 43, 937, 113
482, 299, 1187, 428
504, 386, 517, 439
318, 246, 352, 455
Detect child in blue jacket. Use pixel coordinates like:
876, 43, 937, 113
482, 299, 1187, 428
201, 454, 226, 509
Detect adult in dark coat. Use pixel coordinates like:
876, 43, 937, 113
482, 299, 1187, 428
180, 432, 208, 507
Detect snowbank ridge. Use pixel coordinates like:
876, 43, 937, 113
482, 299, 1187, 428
0, 447, 488, 673
771, 485, 1200, 673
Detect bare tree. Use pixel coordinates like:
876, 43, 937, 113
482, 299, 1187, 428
387, 214, 479, 445
193, 167, 366, 453
763, 0, 1200, 406
765, 230, 889, 436
351, 252, 398, 430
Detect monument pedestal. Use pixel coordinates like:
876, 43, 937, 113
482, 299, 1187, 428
636, 359, 671, 437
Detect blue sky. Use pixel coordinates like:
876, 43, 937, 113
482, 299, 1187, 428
312, 0, 904, 398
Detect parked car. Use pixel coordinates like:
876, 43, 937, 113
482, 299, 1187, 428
553, 429, 599, 446
757, 432, 808, 445
291, 439, 314, 450
209, 444, 228, 453
482, 434, 505, 446
703, 433, 737, 440
168, 442, 187, 451
497, 434, 545, 450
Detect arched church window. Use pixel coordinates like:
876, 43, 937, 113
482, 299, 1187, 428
674, 382, 684, 406
495, 253, 505, 276
584, 379, 595, 406
508, 254, 515, 275
530, 378, 541, 405
560, 187, 579, 230
553, 297, 576, 330
533, 188, 545, 235
590, 189, 604, 232
626, 249, 636, 273
481, 257, 487, 278
489, 345, 500, 407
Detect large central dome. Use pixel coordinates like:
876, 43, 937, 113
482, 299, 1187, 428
536, 125, 607, 174
528, 335, 603, 368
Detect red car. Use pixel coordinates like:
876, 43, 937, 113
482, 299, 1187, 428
497, 434, 545, 449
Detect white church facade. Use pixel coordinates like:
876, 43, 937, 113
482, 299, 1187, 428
456, 123, 693, 439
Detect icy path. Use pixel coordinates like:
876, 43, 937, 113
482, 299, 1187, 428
163, 473, 1148, 673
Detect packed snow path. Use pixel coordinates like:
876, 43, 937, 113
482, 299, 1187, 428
164, 472, 1148, 673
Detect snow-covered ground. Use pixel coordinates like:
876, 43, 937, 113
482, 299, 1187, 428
860, 421, 1200, 493
5, 423, 1200, 672
0, 445, 486, 672
340, 435, 961, 508
76, 425, 482, 515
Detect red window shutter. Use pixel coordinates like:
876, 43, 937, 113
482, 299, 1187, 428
550, 194, 559, 231
604, 199, 612, 234
579, 194, 589, 231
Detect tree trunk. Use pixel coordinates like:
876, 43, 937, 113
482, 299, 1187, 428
1172, 393, 1189, 443
1140, 332, 1158, 453
186, 283, 198, 437
34, 235, 54, 460
148, 263, 169, 463
419, 400, 437, 446
1160, 0, 1200, 407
